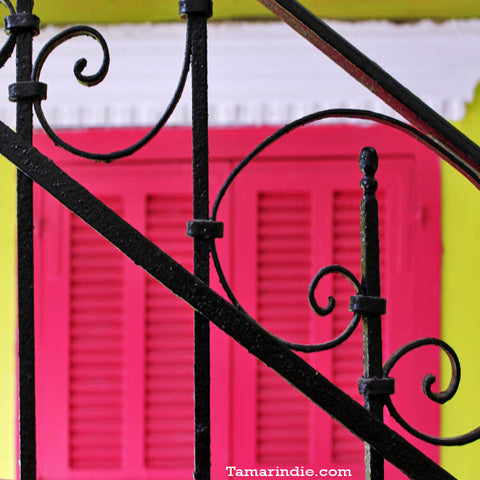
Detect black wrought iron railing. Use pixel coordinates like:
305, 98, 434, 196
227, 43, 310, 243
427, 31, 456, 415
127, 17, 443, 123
1, 0, 479, 479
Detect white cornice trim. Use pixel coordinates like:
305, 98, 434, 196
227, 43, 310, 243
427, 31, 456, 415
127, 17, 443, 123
0, 20, 477, 128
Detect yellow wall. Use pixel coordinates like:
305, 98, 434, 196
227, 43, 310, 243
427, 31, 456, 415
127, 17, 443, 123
0, 160, 16, 480
31, 0, 480, 24
440, 85, 480, 480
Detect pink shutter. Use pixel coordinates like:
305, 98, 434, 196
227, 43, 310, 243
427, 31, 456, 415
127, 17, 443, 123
330, 190, 364, 463
36, 179, 197, 480
34, 136, 230, 480
144, 194, 194, 470
34, 125, 441, 480
229, 143, 440, 478
68, 197, 125, 469
35, 191, 128, 479
230, 163, 323, 468
256, 192, 312, 464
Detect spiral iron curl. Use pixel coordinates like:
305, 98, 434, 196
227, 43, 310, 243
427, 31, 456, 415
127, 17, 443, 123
383, 338, 480, 445
210, 108, 459, 353
0, 1, 17, 70
254, 264, 364, 353
32, 25, 191, 161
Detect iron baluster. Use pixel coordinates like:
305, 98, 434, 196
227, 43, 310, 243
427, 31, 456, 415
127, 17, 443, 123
9, 1, 40, 480
182, 1, 214, 478
359, 146, 384, 479
356, 147, 389, 479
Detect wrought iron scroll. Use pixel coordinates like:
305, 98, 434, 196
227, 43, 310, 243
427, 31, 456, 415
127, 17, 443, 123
209, 123, 480, 476
0, 1, 17, 69
209, 108, 471, 354
383, 338, 480, 446
256, 0, 480, 188
31, 25, 192, 161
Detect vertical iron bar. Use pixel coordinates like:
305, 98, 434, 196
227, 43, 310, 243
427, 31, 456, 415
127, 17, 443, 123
188, 6, 212, 479
15, 1, 36, 480
359, 147, 384, 480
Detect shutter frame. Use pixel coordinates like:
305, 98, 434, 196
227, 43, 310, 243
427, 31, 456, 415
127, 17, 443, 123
34, 125, 441, 480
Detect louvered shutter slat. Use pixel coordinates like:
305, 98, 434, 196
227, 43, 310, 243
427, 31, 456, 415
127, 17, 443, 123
69, 197, 124, 470
144, 194, 194, 470
256, 192, 312, 465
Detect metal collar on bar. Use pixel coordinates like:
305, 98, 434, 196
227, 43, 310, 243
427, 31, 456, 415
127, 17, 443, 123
186, 220, 224, 239
359, 377, 395, 396
5, 14, 40, 35
350, 294, 387, 315
9, 81, 47, 102
179, 0, 213, 18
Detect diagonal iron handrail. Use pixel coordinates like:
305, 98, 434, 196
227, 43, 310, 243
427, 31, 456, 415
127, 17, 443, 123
256, 0, 480, 189
0, 122, 457, 480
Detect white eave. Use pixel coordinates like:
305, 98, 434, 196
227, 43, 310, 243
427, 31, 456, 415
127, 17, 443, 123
0, 20, 478, 128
